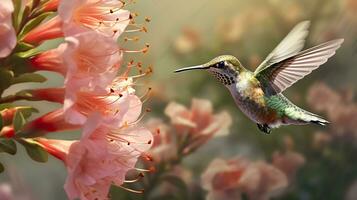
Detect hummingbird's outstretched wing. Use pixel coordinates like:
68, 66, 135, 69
254, 21, 310, 74
254, 39, 344, 96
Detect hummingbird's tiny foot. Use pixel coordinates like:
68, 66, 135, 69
257, 123, 272, 134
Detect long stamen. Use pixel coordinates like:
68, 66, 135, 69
139, 87, 152, 99
124, 172, 144, 183
122, 43, 150, 54
134, 167, 153, 172
118, 185, 144, 194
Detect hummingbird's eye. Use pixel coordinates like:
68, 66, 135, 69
216, 61, 225, 68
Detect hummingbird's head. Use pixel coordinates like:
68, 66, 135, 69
175, 55, 242, 86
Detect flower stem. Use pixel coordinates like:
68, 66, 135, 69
0, 95, 31, 104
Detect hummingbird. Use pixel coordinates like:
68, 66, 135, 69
174, 21, 344, 134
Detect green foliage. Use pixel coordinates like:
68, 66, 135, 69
0, 69, 14, 93
12, 106, 38, 132
18, 139, 48, 163
0, 115, 3, 131
11, 73, 47, 84
14, 48, 41, 58
14, 42, 35, 52
0, 139, 17, 155
12, 0, 22, 30
13, 110, 26, 133
19, 12, 54, 39
16, 106, 39, 119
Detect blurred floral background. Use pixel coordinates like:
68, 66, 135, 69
1, 0, 357, 199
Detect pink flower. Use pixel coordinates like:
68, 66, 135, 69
36, 138, 75, 161
146, 118, 171, 148
63, 31, 122, 90
63, 87, 142, 126
307, 82, 341, 116
202, 157, 288, 200
0, 183, 13, 200
58, 0, 130, 39
25, 88, 65, 103
30, 31, 122, 88
0, 125, 15, 138
145, 118, 176, 162
22, 16, 63, 44
0, 0, 16, 58
1, 108, 18, 125
165, 98, 232, 153
22, 109, 80, 136
42, 0, 60, 11
36, 115, 152, 200
272, 151, 305, 182
165, 98, 232, 136
308, 83, 357, 140
29, 43, 67, 74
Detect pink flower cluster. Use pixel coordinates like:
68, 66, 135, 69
201, 151, 305, 200
0, 0, 16, 58
0, 1, 154, 199
307, 82, 357, 141
146, 98, 232, 163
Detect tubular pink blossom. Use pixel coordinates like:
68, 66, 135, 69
64, 86, 142, 126
37, 115, 152, 200
0, 108, 17, 125
23, 16, 64, 44
29, 31, 122, 83
36, 138, 75, 161
58, 0, 130, 39
42, 0, 60, 11
29, 43, 67, 74
202, 157, 288, 200
63, 31, 122, 90
0, 0, 16, 58
22, 109, 80, 136
165, 98, 232, 137
27, 88, 65, 103
164, 98, 232, 153
272, 151, 305, 181
64, 119, 152, 200
0, 126, 15, 138
146, 119, 176, 163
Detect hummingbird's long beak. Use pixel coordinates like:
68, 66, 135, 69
174, 65, 209, 73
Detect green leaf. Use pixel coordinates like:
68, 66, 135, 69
0, 139, 17, 155
19, 139, 48, 163
13, 111, 26, 132
12, 0, 22, 30
16, 106, 39, 119
0, 103, 14, 111
19, 12, 54, 38
0, 115, 3, 131
0, 69, 14, 93
0, 162, 4, 173
15, 48, 41, 58
9, 54, 33, 75
0, 104, 14, 111
11, 73, 47, 84
14, 42, 35, 52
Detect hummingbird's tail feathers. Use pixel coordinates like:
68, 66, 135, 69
302, 111, 330, 126
310, 118, 330, 126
